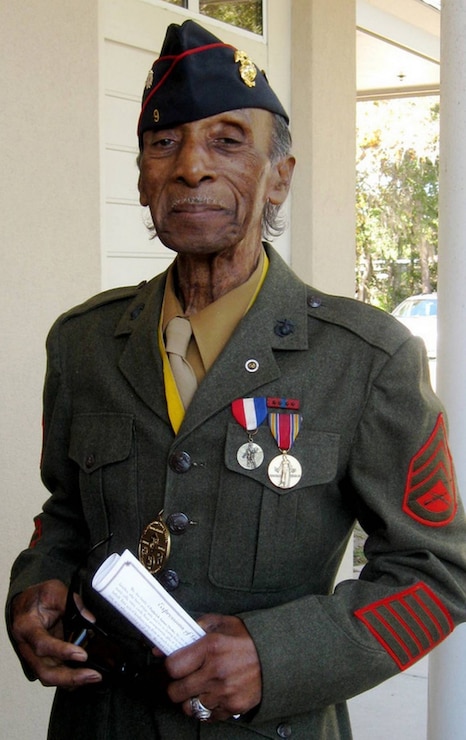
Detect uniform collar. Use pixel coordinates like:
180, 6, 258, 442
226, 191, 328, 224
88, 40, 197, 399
113, 245, 309, 434
162, 248, 268, 375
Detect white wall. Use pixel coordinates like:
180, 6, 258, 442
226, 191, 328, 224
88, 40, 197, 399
0, 2, 100, 736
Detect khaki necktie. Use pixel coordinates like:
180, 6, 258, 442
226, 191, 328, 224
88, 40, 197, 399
165, 316, 198, 408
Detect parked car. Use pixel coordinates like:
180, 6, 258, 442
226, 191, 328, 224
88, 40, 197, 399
391, 293, 437, 359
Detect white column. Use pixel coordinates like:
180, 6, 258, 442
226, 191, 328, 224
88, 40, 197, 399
290, 0, 356, 298
428, 2, 466, 738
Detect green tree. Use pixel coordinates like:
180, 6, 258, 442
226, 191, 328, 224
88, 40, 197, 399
200, 1, 262, 33
356, 99, 439, 311
161, 1, 263, 34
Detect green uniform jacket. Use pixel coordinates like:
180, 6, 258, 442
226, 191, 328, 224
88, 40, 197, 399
7, 245, 466, 739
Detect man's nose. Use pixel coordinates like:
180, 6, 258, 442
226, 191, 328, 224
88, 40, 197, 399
173, 140, 214, 187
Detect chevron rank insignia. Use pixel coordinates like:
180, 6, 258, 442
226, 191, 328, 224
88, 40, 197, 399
403, 413, 457, 527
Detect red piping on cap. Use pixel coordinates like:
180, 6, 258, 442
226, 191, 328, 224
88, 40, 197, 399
137, 42, 235, 136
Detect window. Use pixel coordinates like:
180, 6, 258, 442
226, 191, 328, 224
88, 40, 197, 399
161, 0, 263, 34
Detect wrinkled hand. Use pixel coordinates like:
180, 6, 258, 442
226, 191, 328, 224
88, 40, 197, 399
10, 580, 102, 689
162, 614, 262, 722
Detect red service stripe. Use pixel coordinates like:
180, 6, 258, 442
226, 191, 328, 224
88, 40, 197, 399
400, 596, 436, 644
386, 603, 425, 653
354, 582, 453, 670
369, 609, 414, 666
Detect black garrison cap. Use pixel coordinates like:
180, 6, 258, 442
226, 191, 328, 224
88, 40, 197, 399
137, 19, 289, 143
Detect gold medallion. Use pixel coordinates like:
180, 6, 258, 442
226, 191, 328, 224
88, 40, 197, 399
138, 515, 171, 574
234, 50, 257, 88
268, 453, 302, 489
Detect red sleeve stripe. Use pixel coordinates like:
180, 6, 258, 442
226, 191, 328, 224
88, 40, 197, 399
355, 583, 453, 670
364, 609, 414, 667
386, 602, 424, 653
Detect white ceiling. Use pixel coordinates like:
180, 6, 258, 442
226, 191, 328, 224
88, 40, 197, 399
356, 0, 440, 99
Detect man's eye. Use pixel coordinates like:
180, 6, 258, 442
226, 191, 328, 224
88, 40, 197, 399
215, 137, 241, 146
151, 138, 174, 147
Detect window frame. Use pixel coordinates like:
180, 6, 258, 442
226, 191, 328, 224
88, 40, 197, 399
144, 0, 267, 40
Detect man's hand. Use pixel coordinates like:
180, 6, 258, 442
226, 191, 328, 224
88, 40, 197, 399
163, 614, 262, 722
10, 580, 102, 689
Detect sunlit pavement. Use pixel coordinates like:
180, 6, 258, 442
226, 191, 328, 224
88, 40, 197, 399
348, 656, 428, 739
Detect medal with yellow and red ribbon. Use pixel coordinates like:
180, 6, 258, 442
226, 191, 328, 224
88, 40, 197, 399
232, 397, 267, 469
268, 410, 303, 488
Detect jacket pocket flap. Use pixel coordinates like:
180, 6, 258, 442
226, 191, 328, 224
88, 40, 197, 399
225, 422, 339, 493
69, 413, 134, 472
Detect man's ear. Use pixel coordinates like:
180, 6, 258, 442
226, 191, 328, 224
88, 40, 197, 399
138, 172, 149, 207
268, 155, 296, 205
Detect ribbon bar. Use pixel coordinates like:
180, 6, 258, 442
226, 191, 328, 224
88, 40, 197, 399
267, 398, 300, 410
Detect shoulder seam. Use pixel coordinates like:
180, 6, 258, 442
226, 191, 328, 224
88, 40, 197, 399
305, 288, 411, 355
57, 285, 140, 323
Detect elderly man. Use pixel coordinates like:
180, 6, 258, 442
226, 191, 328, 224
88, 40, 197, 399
7, 19, 466, 740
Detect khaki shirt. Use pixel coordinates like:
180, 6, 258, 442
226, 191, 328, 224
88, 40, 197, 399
161, 250, 268, 431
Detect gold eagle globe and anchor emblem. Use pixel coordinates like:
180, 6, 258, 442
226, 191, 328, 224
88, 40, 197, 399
234, 50, 257, 88
144, 68, 154, 89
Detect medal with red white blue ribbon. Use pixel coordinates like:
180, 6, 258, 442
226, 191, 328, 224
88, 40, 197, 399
268, 410, 303, 488
232, 398, 267, 469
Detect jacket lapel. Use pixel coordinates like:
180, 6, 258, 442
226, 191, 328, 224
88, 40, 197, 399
115, 273, 171, 425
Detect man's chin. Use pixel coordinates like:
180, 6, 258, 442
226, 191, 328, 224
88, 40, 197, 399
157, 229, 242, 256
